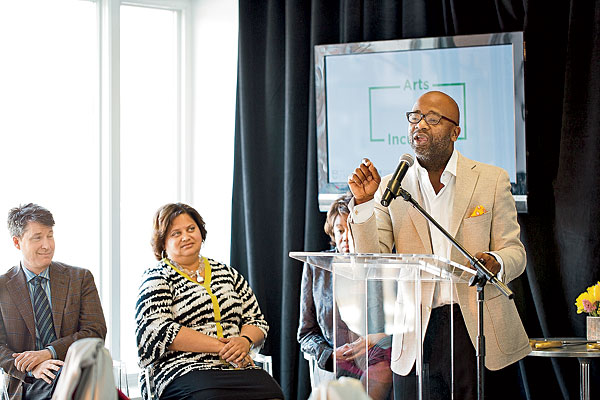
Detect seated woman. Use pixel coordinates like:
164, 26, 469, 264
135, 203, 283, 400
297, 194, 392, 399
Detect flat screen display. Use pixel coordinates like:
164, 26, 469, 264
315, 32, 527, 212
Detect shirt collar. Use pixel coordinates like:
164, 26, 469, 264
21, 263, 51, 282
444, 148, 458, 178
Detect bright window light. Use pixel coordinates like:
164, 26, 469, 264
0, 0, 99, 277
0, 0, 239, 387
119, 4, 180, 372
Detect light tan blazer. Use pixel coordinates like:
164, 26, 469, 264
348, 152, 531, 375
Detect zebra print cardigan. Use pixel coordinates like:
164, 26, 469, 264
135, 257, 269, 399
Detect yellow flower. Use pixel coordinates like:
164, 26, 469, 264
586, 282, 600, 303
575, 282, 600, 316
576, 292, 590, 314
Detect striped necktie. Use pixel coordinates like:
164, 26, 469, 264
32, 276, 57, 349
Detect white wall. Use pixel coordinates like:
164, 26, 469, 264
191, 0, 238, 265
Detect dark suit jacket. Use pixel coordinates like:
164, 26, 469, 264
297, 261, 359, 370
0, 261, 107, 400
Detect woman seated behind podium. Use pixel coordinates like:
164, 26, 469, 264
135, 203, 283, 400
297, 194, 392, 399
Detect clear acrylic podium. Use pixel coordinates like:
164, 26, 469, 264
291, 252, 476, 400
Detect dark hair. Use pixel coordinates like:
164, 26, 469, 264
324, 193, 351, 246
7, 203, 55, 238
151, 203, 207, 260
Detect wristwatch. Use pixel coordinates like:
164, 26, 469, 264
241, 335, 254, 350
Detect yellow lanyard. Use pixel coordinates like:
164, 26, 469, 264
163, 257, 224, 338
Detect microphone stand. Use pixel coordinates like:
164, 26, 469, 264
395, 187, 513, 400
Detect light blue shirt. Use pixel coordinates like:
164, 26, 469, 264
21, 264, 57, 359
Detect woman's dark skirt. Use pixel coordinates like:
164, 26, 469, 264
160, 368, 284, 400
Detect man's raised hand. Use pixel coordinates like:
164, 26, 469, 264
348, 158, 381, 204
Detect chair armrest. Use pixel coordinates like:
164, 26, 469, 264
144, 364, 156, 400
252, 353, 273, 376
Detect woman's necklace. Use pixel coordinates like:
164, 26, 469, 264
169, 258, 205, 283
181, 263, 204, 283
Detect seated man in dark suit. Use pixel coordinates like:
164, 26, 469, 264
0, 203, 107, 400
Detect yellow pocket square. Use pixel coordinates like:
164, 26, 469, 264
470, 205, 487, 217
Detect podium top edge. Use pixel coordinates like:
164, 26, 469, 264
288, 251, 476, 277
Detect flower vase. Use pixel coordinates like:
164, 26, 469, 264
587, 316, 600, 341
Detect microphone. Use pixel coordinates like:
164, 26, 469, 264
380, 153, 415, 207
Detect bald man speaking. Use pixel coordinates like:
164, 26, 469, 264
347, 91, 530, 399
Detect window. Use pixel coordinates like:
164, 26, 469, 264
0, 0, 100, 277
0, 0, 238, 393
119, 3, 182, 371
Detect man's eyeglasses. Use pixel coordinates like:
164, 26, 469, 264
406, 111, 458, 126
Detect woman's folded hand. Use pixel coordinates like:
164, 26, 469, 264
218, 336, 252, 365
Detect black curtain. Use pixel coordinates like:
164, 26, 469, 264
232, 1, 600, 399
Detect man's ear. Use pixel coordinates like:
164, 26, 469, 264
12, 236, 21, 250
451, 126, 461, 142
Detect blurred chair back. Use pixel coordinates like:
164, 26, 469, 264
52, 338, 118, 400
0, 368, 9, 400
309, 377, 370, 400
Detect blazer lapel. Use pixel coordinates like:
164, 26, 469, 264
49, 262, 68, 336
6, 267, 36, 341
403, 167, 433, 253
449, 154, 479, 238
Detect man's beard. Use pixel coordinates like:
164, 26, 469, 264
409, 129, 454, 170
